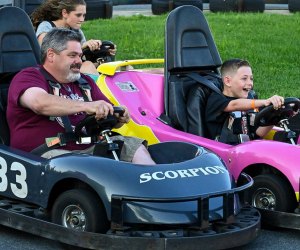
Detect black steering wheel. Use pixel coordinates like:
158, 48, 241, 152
75, 106, 125, 137
82, 40, 115, 63
254, 97, 300, 127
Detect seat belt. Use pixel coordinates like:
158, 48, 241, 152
30, 67, 92, 155
186, 72, 223, 95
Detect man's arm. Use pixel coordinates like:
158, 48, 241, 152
20, 87, 114, 119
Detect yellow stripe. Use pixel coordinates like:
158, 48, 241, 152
97, 59, 164, 76
96, 74, 160, 145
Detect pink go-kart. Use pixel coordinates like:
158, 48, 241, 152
96, 5, 300, 229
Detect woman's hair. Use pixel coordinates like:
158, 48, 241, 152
31, 0, 86, 29
41, 28, 82, 63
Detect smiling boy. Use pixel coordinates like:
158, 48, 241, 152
205, 58, 284, 143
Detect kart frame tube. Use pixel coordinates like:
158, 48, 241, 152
0, 206, 260, 250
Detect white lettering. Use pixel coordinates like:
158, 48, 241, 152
215, 165, 227, 174
0, 157, 8, 192
205, 167, 220, 174
152, 171, 166, 181
198, 168, 209, 175
165, 171, 178, 179
139, 173, 152, 183
10, 162, 28, 198
139, 165, 228, 184
188, 168, 200, 177
0, 157, 28, 198
177, 169, 193, 178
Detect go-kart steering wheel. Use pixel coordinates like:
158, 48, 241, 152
254, 97, 300, 127
82, 40, 115, 63
75, 106, 125, 137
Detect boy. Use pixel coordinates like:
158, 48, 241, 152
205, 58, 284, 144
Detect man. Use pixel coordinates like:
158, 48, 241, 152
205, 58, 284, 144
7, 28, 155, 164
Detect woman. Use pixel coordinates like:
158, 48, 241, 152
31, 0, 116, 80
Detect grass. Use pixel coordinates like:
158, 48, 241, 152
82, 12, 300, 98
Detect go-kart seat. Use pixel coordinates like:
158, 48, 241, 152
164, 5, 222, 137
0, 6, 41, 145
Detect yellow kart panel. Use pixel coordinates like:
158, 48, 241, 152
96, 74, 160, 145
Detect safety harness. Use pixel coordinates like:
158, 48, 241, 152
31, 67, 93, 155
31, 67, 123, 160
186, 72, 255, 145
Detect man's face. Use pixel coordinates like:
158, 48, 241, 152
52, 41, 83, 83
63, 5, 86, 30
225, 66, 253, 98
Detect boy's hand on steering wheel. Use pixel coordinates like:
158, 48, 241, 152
265, 95, 284, 110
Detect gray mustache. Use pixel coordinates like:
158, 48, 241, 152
70, 63, 82, 70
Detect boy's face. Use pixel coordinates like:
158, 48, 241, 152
223, 66, 253, 98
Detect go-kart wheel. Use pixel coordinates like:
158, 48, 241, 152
173, 0, 203, 11
254, 97, 300, 127
244, 174, 296, 212
243, 0, 265, 13
75, 106, 125, 137
209, 0, 238, 12
51, 189, 109, 233
85, 0, 113, 20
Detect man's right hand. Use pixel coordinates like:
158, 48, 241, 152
85, 100, 114, 120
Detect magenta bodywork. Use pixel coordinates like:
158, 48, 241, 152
100, 68, 300, 199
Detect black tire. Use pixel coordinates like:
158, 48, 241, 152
24, 0, 44, 15
13, 0, 43, 15
51, 189, 109, 233
151, 0, 172, 15
85, 0, 113, 20
173, 0, 203, 11
209, 0, 238, 12
242, 0, 265, 12
289, 0, 300, 12
244, 174, 296, 212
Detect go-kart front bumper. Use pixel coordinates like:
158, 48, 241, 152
0, 204, 260, 250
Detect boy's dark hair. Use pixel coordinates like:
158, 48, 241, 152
41, 28, 83, 63
220, 59, 251, 78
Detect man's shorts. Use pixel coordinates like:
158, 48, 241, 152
41, 136, 147, 162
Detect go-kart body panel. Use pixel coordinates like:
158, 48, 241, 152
0, 140, 240, 225
0, 140, 261, 249
97, 60, 300, 202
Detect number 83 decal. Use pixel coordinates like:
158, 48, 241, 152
0, 156, 28, 198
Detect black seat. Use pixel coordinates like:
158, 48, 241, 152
163, 5, 222, 137
0, 6, 41, 145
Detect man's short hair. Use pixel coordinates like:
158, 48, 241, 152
41, 28, 83, 63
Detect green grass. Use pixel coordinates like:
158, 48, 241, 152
82, 12, 300, 98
